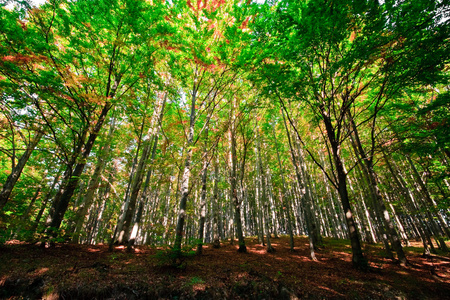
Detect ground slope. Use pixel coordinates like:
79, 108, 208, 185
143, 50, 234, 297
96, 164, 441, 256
1, 236, 449, 299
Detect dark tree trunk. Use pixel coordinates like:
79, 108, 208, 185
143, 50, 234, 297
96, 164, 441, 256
231, 104, 246, 253
321, 108, 366, 269
47, 103, 112, 237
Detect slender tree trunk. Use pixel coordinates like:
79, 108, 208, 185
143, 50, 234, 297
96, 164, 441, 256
296, 140, 322, 246
47, 103, 112, 238
383, 152, 437, 254
281, 111, 316, 259
118, 95, 166, 244
212, 156, 221, 248
406, 156, 450, 249
230, 103, 246, 253
127, 201, 144, 252
1, 130, 44, 210
348, 116, 407, 264
174, 81, 198, 256
31, 167, 62, 233
320, 107, 366, 269
256, 130, 274, 253
197, 128, 209, 254
109, 129, 142, 249
72, 119, 115, 243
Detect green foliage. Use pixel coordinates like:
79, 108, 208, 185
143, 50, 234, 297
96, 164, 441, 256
185, 276, 204, 287
153, 238, 200, 269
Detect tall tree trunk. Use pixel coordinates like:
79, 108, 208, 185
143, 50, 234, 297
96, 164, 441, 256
197, 128, 209, 254
118, 95, 166, 244
31, 167, 63, 234
320, 107, 366, 269
348, 116, 407, 264
127, 200, 144, 252
72, 118, 115, 243
109, 123, 143, 249
296, 139, 322, 246
212, 156, 221, 248
406, 155, 450, 249
281, 110, 316, 260
383, 152, 437, 254
230, 102, 246, 253
255, 128, 274, 253
0, 130, 44, 210
47, 102, 112, 238
174, 77, 199, 256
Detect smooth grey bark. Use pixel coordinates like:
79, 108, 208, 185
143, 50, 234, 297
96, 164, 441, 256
109, 120, 143, 249
117, 95, 166, 244
281, 110, 316, 260
406, 155, 450, 250
383, 152, 437, 254
197, 127, 209, 254
266, 171, 279, 239
347, 116, 407, 264
384, 191, 410, 246
129, 130, 161, 248
0, 130, 44, 211
296, 139, 322, 246
174, 78, 198, 255
72, 118, 115, 244
127, 200, 144, 252
255, 129, 274, 253
212, 156, 221, 248
230, 103, 246, 253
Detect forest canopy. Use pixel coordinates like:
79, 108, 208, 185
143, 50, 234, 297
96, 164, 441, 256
0, 0, 449, 271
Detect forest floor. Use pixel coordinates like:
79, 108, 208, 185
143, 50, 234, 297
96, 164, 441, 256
0, 236, 449, 299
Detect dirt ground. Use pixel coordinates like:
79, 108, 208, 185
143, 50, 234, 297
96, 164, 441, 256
1, 236, 449, 299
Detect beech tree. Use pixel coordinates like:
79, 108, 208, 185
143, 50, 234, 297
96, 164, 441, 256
1, 0, 449, 271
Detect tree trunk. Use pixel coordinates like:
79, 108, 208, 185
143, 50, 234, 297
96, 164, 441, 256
197, 128, 209, 254
0, 130, 44, 210
31, 167, 63, 234
212, 156, 221, 248
230, 103, 246, 253
320, 108, 366, 269
347, 116, 407, 264
72, 119, 115, 243
406, 155, 450, 248
47, 102, 112, 238
118, 95, 166, 244
174, 80, 198, 256
281, 110, 316, 259
383, 152, 437, 254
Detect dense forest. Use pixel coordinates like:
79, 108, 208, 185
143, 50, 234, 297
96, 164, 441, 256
1, 0, 449, 284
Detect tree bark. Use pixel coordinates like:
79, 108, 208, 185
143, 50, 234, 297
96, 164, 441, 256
72, 118, 115, 243
47, 102, 112, 238
230, 102, 246, 253
196, 127, 209, 254
347, 116, 407, 264
320, 107, 366, 269
212, 156, 221, 248
174, 79, 198, 255
118, 94, 166, 244
0, 130, 44, 211
281, 110, 316, 259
